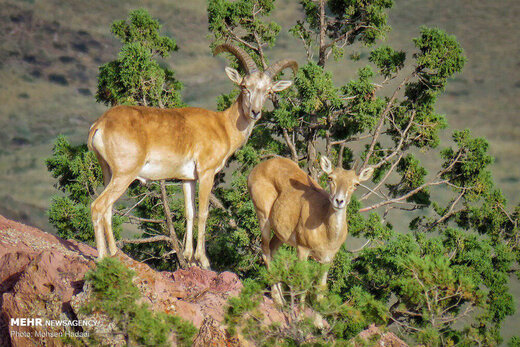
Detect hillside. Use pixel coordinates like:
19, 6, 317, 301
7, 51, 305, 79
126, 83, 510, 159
0, 0, 519, 232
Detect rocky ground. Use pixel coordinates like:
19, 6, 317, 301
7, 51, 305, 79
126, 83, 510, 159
0, 215, 406, 346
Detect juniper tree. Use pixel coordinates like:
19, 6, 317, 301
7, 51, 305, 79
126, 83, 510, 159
207, 0, 519, 344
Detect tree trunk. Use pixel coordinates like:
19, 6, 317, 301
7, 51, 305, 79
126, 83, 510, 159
159, 180, 187, 268
317, 0, 327, 68
307, 132, 319, 181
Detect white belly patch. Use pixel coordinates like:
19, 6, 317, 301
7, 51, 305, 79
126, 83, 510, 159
137, 154, 197, 181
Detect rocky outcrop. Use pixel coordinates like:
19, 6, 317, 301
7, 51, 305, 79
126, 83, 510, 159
0, 215, 407, 346
192, 317, 239, 347
0, 215, 284, 346
0, 215, 96, 347
352, 324, 408, 347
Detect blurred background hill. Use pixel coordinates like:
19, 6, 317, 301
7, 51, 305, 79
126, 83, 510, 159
1, 0, 518, 231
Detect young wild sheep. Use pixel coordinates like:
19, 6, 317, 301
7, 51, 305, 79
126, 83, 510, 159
248, 156, 373, 296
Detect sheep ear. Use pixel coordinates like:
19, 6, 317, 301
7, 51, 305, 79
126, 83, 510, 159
271, 80, 292, 92
225, 67, 243, 85
320, 156, 333, 175
359, 167, 374, 181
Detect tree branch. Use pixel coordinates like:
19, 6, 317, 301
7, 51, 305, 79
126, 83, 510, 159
117, 235, 171, 246
120, 191, 153, 217
283, 128, 299, 162
361, 71, 416, 170
224, 22, 259, 52
251, 4, 267, 70
371, 110, 416, 170
347, 239, 371, 253
317, 0, 327, 67
360, 153, 404, 201
359, 179, 448, 212
426, 191, 466, 230
331, 133, 372, 145
160, 180, 187, 268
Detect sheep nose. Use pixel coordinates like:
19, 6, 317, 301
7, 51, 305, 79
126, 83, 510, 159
251, 110, 261, 119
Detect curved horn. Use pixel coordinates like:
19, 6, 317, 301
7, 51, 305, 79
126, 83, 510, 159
213, 43, 258, 74
265, 59, 298, 78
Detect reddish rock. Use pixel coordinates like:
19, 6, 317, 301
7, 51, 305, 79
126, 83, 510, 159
192, 316, 240, 347
115, 255, 244, 328
352, 324, 408, 347
0, 216, 94, 347
0, 215, 286, 346
0, 215, 393, 347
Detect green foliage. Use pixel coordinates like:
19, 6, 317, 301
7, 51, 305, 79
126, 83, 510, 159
394, 254, 482, 326
441, 129, 493, 188
46, 136, 101, 204
509, 336, 520, 347
339, 66, 386, 137
294, 0, 394, 57
226, 249, 344, 345
82, 258, 197, 346
389, 154, 430, 205
111, 10, 177, 55
208, 0, 280, 69
346, 197, 393, 240
294, 62, 343, 115
208, 173, 263, 277
96, 9, 183, 107
369, 46, 406, 78
328, 228, 516, 345
413, 27, 466, 86
122, 181, 186, 271
46, 135, 123, 242
226, 249, 391, 343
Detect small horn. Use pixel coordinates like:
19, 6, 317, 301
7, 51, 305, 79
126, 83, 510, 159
213, 43, 258, 74
338, 143, 346, 168
353, 159, 360, 172
265, 59, 298, 78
